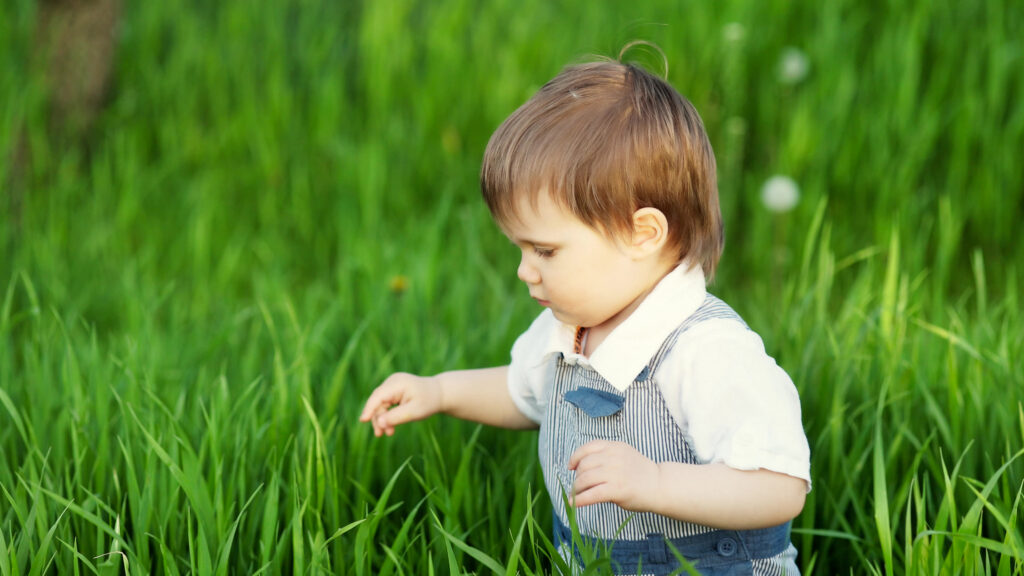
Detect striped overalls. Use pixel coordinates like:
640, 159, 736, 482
539, 296, 800, 575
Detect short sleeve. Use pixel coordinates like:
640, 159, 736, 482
507, 310, 557, 425
658, 319, 812, 490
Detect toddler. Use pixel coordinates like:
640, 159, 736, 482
360, 56, 811, 575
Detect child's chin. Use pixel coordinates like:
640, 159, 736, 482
550, 310, 577, 325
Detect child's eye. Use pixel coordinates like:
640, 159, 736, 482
533, 247, 555, 259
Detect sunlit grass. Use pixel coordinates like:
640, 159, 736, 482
2, 0, 1022, 573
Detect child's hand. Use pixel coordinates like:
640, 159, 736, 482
568, 440, 660, 512
359, 372, 443, 437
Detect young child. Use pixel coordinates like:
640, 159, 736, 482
359, 56, 811, 575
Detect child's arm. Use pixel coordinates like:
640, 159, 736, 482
568, 440, 806, 530
359, 366, 539, 436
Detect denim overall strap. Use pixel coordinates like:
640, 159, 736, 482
553, 515, 792, 576
646, 294, 748, 378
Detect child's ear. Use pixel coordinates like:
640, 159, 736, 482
629, 207, 670, 257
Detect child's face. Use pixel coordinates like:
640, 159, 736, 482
501, 190, 663, 333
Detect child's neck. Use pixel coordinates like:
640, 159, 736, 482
575, 257, 680, 357
576, 283, 657, 357
576, 319, 617, 357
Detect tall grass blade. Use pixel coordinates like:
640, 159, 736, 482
433, 512, 505, 575
873, 389, 894, 576
0, 528, 10, 576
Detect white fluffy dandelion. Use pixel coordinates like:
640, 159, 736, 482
778, 47, 810, 84
723, 22, 746, 43
761, 175, 800, 213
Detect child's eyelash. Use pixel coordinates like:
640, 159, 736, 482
533, 247, 555, 258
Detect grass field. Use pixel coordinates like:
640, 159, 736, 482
2, 0, 1023, 573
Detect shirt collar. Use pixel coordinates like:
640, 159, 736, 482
533, 262, 708, 391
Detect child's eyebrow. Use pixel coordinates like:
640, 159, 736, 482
499, 221, 562, 247
507, 234, 558, 247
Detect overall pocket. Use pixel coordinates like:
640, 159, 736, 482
564, 386, 624, 441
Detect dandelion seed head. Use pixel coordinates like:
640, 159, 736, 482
761, 175, 800, 213
778, 47, 810, 84
723, 22, 746, 43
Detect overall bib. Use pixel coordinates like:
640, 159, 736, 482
539, 296, 800, 575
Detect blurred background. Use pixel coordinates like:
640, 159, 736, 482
1, 0, 1022, 574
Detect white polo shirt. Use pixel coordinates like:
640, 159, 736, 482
507, 262, 812, 489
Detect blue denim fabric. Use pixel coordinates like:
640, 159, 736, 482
553, 514, 791, 576
563, 387, 625, 417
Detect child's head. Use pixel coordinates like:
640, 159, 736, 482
481, 58, 723, 280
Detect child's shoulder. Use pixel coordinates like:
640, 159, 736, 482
668, 297, 773, 363
510, 309, 560, 361
670, 294, 750, 340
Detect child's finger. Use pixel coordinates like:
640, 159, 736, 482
374, 401, 421, 429
359, 402, 379, 422
371, 409, 398, 437
370, 406, 389, 430
359, 383, 403, 421
360, 398, 391, 422
568, 440, 610, 470
359, 393, 382, 421
572, 482, 611, 508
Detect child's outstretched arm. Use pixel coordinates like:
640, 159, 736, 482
568, 440, 806, 530
359, 366, 538, 436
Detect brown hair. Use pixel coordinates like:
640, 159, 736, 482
480, 59, 723, 279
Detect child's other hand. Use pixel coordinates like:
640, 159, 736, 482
568, 440, 660, 512
359, 373, 442, 437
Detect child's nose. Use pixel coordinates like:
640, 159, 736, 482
517, 257, 540, 285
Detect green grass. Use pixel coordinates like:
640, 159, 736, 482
2, 0, 1022, 573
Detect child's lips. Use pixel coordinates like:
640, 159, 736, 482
532, 296, 551, 307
